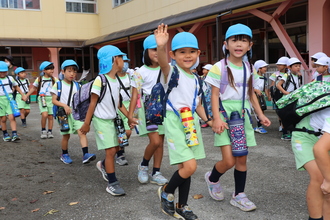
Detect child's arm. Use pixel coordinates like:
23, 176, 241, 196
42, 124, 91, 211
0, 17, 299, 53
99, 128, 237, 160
80, 93, 98, 134
276, 79, 290, 95
119, 102, 138, 128
25, 85, 36, 97
211, 85, 228, 134
13, 85, 27, 101
254, 88, 262, 96
155, 23, 171, 80
127, 87, 139, 126
195, 102, 212, 127
313, 132, 330, 194
250, 92, 271, 127
51, 94, 71, 115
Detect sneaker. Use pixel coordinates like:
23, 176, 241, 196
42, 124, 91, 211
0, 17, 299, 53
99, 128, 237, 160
3, 133, 11, 142
150, 171, 168, 185
47, 131, 54, 139
279, 125, 282, 132
60, 154, 73, 164
174, 204, 199, 220
106, 181, 126, 196
158, 185, 175, 216
281, 134, 291, 141
201, 123, 209, 128
204, 171, 224, 201
254, 126, 267, 134
138, 164, 149, 183
82, 153, 96, 164
116, 155, 128, 166
40, 130, 47, 139
230, 192, 256, 212
22, 122, 27, 128
96, 161, 108, 182
11, 135, 21, 142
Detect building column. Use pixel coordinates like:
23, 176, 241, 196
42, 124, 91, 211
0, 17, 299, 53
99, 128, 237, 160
48, 48, 60, 78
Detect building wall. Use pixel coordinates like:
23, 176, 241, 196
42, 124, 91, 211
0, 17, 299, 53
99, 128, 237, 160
97, 0, 223, 35
0, 1, 100, 40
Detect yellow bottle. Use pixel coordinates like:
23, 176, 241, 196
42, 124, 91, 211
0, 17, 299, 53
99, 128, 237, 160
180, 107, 199, 147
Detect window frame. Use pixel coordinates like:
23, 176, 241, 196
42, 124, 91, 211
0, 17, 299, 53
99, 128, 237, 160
112, 0, 131, 8
0, 0, 40, 10
66, 0, 97, 14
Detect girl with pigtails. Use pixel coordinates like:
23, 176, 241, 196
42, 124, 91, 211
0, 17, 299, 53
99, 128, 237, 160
204, 23, 271, 212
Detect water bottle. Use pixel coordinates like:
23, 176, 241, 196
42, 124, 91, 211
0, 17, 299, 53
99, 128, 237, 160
10, 99, 21, 117
40, 92, 47, 107
57, 107, 70, 132
25, 94, 30, 104
115, 115, 129, 147
228, 111, 248, 157
180, 107, 199, 147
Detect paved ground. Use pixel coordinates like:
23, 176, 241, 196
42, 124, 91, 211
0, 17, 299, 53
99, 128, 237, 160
0, 103, 309, 220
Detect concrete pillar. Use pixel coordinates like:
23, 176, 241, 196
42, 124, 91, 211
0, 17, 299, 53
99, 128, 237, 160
48, 48, 60, 78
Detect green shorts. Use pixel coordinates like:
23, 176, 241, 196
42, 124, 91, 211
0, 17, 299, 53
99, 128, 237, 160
117, 100, 131, 131
38, 96, 53, 115
59, 113, 84, 135
0, 96, 12, 116
136, 104, 164, 137
92, 116, 119, 150
214, 100, 256, 147
16, 94, 31, 110
291, 115, 318, 170
164, 110, 205, 165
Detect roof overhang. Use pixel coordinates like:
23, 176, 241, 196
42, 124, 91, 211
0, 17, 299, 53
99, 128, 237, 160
0, 38, 84, 48
83, 0, 285, 47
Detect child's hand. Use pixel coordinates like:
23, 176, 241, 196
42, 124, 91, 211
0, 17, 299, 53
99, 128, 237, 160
154, 23, 169, 47
258, 114, 271, 127
129, 118, 138, 129
64, 105, 71, 115
321, 179, 330, 195
255, 90, 262, 96
21, 95, 27, 101
212, 118, 228, 134
80, 123, 90, 135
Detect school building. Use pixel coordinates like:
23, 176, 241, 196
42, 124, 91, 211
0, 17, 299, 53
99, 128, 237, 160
0, 0, 329, 83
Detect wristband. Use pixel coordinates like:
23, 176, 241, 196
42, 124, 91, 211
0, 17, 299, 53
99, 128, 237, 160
204, 118, 212, 123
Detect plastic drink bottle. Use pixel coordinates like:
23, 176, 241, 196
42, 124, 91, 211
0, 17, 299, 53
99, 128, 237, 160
180, 107, 199, 147
115, 115, 129, 147
57, 107, 70, 132
40, 92, 47, 107
10, 99, 21, 117
228, 111, 248, 156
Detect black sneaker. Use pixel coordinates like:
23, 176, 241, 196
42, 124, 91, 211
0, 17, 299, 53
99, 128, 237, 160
158, 185, 175, 216
174, 204, 199, 220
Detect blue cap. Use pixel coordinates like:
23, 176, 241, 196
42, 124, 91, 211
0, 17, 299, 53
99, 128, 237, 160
123, 55, 130, 61
143, 35, 157, 50
225, 23, 252, 40
0, 61, 8, 72
97, 45, 126, 74
39, 61, 53, 71
15, 67, 25, 74
171, 32, 199, 51
61, 59, 79, 70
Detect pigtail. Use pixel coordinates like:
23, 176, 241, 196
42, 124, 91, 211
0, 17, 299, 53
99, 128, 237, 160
246, 50, 254, 98
224, 49, 237, 92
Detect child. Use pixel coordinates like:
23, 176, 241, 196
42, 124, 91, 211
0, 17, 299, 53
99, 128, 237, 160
14, 67, 31, 128
116, 55, 133, 166
4, 55, 17, 77
276, 57, 302, 140
0, 61, 26, 142
25, 61, 57, 139
51, 59, 96, 164
204, 23, 271, 212
253, 60, 270, 134
200, 64, 213, 128
155, 24, 211, 219
292, 56, 330, 219
311, 52, 327, 80
80, 45, 136, 196
269, 56, 289, 131
127, 35, 168, 185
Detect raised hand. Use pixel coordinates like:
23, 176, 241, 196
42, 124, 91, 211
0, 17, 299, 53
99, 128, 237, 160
154, 23, 169, 47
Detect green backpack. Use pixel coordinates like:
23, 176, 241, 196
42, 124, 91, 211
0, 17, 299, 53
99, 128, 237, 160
276, 80, 330, 135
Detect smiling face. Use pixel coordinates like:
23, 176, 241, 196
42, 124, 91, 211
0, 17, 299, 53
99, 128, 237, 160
225, 35, 252, 61
170, 47, 200, 73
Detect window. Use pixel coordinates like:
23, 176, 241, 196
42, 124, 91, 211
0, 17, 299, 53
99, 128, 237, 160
0, 0, 40, 10
0, 47, 33, 69
113, 0, 131, 7
66, 0, 97, 13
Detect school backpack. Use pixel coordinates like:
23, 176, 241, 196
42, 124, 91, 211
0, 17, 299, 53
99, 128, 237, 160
270, 73, 301, 103
53, 80, 80, 119
275, 80, 330, 135
72, 74, 107, 121
36, 75, 55, 102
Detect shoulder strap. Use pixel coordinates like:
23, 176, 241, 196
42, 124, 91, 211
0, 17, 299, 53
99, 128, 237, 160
56, 81, 62, 101
163, 66, 179, 118
74, 81, 80, 91
192, 72, 209, 119
6, 76, 13, 89
116, 74, 130, 98
37, 76, 43, 94
67, 81, 74, 106
316, 74, 323, 81
98, 74, 108, 103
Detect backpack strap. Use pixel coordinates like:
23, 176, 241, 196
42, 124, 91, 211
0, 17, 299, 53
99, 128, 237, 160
293, 127, 322, 136
163, 66, 179, 118
116, 74, 130, 98
192, 72, 209, 119
316, 74, 323, 82
56, 81, 62, 101
98, 74, 107, 103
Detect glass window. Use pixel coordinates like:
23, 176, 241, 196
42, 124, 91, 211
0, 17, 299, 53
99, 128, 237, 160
113, 0, 131, 7
0, 47, 33, 69
0, 0, 39, 9
66, 0, 97, 13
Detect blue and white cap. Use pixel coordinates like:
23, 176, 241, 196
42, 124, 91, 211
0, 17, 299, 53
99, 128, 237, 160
171, 32, 199, 51
0, 61, 8, 72
97, 45, 126, 74
61, 59, 79, 70
225, 23, 252, 40
143, 35, 157, 50
15, 67, 25, 74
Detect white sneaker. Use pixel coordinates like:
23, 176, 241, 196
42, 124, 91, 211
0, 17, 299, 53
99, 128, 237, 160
47, 131, 54, 138
40, 130, 47, 139
116, 156, 128, 166
150, 171, 168, 185
137, 164, 149, 183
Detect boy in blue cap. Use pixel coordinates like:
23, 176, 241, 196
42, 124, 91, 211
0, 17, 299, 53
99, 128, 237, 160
25, 61, 57, 139
14, 67, 31, 128
51, 60, 96, 164
0, 61, 26, 141
80, 45, 137, 196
